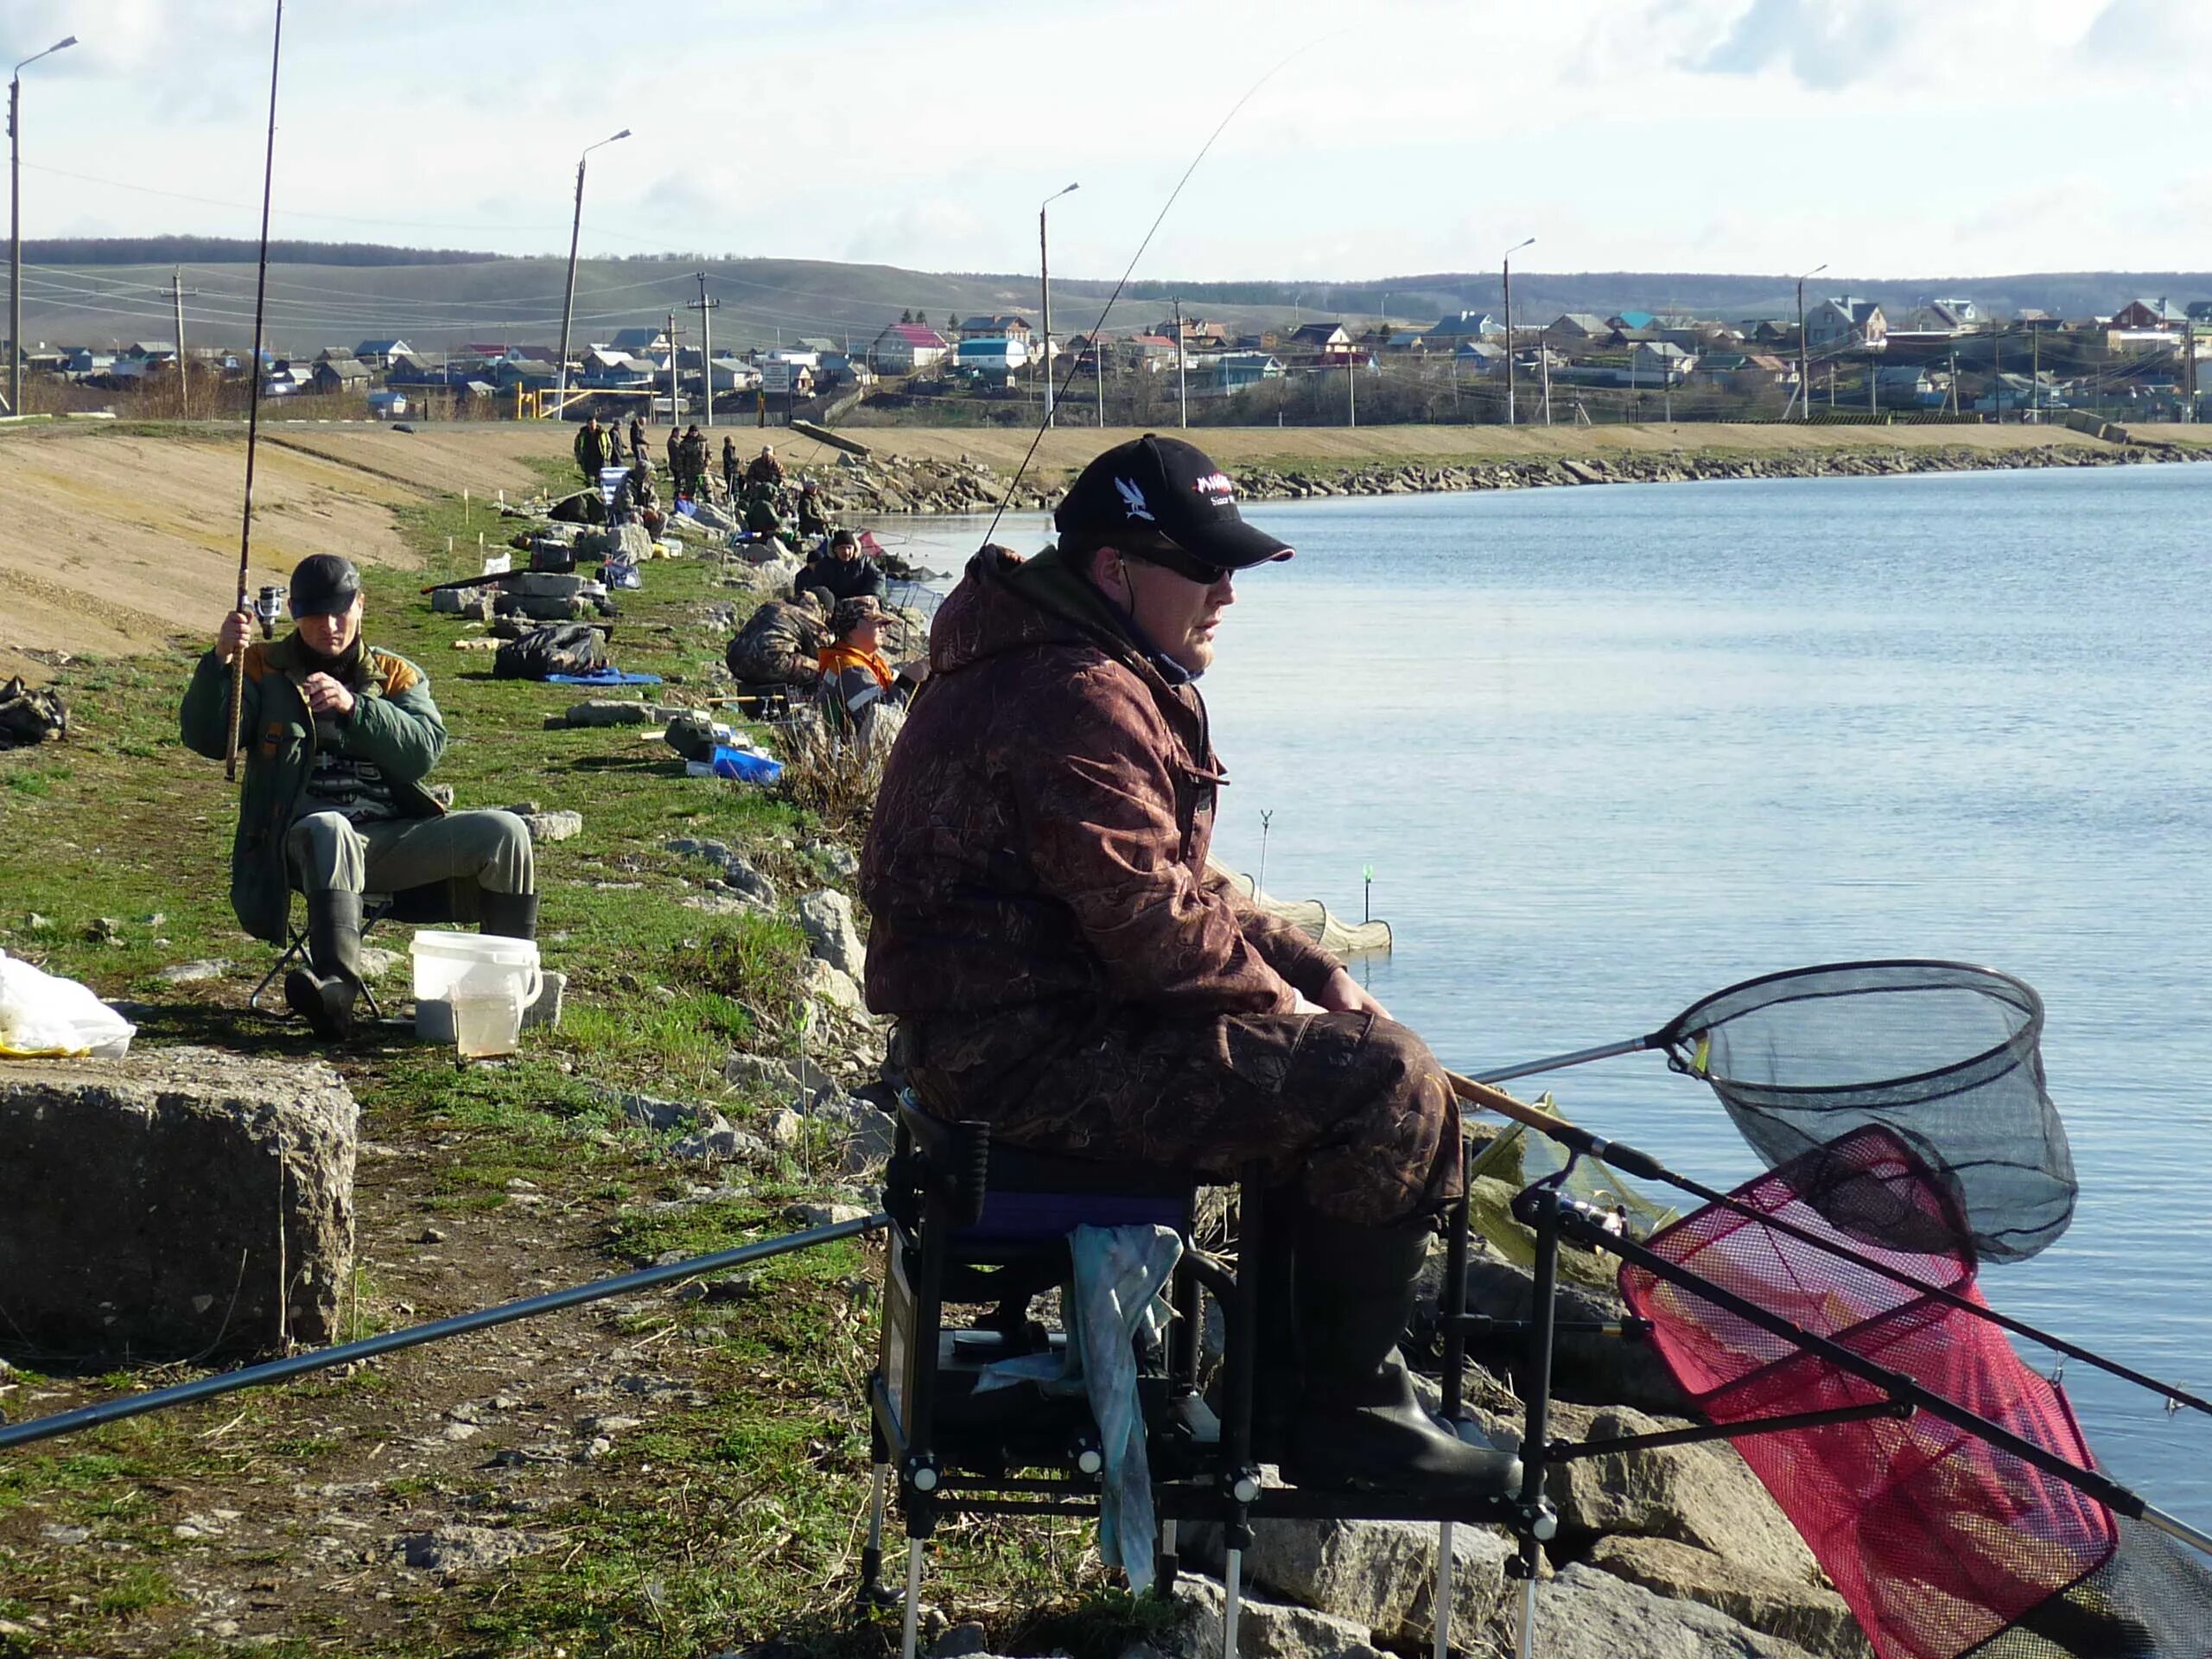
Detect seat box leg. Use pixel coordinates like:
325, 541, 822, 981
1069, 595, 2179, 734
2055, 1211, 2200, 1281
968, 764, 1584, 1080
1433, 1521, 1453, 1658
1220, 1545, 1242, 1659
858, 1464, 893, 1605
899, 1537, 925, 1659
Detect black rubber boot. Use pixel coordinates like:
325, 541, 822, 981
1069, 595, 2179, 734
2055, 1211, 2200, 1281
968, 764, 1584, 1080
478, 890, 539, 940
1281, 1209, 1522, 1498
284, 888, 362, 1041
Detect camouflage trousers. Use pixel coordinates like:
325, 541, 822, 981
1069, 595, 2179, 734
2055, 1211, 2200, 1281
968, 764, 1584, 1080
727, 639, 819, 686
899, 1007, 1464, 1226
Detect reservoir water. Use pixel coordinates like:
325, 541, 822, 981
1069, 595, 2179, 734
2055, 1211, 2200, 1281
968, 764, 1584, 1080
883, 461, 2212, 1528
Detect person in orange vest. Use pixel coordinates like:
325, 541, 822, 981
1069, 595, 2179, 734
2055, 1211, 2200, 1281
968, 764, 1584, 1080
817, 595, 925, 721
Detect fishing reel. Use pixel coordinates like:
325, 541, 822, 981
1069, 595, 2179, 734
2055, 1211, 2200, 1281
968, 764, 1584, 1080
252, 584, 286, 639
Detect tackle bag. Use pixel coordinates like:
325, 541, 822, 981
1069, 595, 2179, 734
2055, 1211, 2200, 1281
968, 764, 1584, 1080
493, 623, 608, 683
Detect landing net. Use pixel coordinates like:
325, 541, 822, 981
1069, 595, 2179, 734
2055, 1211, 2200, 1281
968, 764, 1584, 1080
1659, 960, 2075, 1262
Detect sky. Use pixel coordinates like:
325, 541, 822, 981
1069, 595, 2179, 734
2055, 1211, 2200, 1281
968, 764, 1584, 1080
4, 0, 2209, 283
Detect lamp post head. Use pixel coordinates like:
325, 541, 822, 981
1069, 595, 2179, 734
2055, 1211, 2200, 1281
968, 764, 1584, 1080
1505, 236, 1535, 260
16, 36, 77, 74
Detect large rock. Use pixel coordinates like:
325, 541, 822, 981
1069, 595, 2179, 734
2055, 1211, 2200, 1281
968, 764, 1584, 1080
1524, 1562, 1821, 1659
1183, 1516, 1515, 1645
796, 888, 866, 978
1586, 1536, 1870, 1659
798, 957, 865, 1014
563, 699, 652, 727
1471, 1400, 1821, 1588
1141, 1571, 1387, 1659
0, 1048, 356, 1359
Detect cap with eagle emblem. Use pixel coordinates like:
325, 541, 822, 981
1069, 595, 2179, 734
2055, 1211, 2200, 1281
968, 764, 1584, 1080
1054, 434, 1294, 569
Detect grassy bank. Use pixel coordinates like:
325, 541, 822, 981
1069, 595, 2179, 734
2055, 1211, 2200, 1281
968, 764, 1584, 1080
0, 486, 1132, 1656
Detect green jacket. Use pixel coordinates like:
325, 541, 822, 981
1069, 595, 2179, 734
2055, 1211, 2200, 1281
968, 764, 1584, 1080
180, 633, 448, 943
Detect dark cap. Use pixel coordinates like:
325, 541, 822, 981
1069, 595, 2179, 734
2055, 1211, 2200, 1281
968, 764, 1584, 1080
289, 554, 360, 617
828, 528, 858, 550
1054, 435, 1292, 569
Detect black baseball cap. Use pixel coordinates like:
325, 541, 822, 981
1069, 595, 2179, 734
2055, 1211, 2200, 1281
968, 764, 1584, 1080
289, 555, 360, 617
1054, 435, 1292, 571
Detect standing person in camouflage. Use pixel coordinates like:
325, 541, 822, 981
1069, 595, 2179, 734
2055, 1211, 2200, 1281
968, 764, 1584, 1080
677, 424, 709, 499
721, 435, 740, 499
861, 435, 1516, 1498
180, 556, 537, 1041
723, 590, 828, 688
629, 416, 647, 465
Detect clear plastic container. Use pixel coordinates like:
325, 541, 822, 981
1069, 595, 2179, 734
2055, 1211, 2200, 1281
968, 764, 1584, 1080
452, 992, 523, 1059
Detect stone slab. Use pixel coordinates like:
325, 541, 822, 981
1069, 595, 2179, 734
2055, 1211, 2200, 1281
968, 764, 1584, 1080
0, 1047, 357, 1360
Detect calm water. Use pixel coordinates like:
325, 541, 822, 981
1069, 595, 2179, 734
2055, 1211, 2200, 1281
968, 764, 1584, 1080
883, 462, 2212, 1527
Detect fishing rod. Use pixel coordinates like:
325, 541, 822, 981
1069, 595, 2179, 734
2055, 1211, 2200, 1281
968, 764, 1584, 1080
0, 1213, 887, 1453
1445, 1066, 2212, 1422
224, 0, 285, 783
978, 39, 1332, 550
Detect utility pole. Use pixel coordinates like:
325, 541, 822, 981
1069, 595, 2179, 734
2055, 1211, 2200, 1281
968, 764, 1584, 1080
1502, 237, 1533, 425
1346, 350, 1356, 428
1795, 262, 1826, 423
1948, 348, 1959, 416
9, 36, 79, 420
686, 272, 720, 427
1868, 349, 1877, 415
554, 129, 630, 421
170, 269, 200, 418
2031, 327, 2040, 423
665, 309, 679, 423
1541, 340, 1553, 425
1039, 181, 1077, 428
1096, 334, 1105, 428
1174, 295, 1187, 429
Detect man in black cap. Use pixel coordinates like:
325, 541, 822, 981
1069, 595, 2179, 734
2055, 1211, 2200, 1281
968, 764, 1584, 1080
180, 555, 537, 1040
573, 415, 610, 483
793, 527, 886, 604
861, 435, 1516, 1498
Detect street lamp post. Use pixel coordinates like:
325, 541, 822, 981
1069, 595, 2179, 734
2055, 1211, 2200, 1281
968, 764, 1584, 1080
1795, 262, 1826, 423
1039, 181, 1077, 426
553, 128, 630, 419
1501, 237, 1534, 426
10, 35, 77, 420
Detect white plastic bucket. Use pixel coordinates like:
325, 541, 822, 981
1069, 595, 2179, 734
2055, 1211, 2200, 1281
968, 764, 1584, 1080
410, 931, 541, 1048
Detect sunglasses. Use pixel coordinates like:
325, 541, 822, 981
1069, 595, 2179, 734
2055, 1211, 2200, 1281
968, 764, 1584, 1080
1122, 538, 1230, 587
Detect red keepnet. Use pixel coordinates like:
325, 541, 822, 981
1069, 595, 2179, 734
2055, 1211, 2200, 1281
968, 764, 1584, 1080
1617, 1127, 2113, 1659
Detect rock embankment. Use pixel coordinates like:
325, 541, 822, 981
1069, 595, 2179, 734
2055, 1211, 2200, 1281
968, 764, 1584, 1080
1230, 440, 2192, 499
782, 435, 2201, 520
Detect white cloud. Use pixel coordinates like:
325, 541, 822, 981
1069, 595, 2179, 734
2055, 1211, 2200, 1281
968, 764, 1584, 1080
2079, 0, 2212, 64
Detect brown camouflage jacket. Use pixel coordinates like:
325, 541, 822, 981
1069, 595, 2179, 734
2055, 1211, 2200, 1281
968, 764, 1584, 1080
861, 543, 1341, 1058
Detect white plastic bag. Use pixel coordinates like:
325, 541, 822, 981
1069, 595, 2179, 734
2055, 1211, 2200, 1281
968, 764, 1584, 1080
0, 948, 136, 1058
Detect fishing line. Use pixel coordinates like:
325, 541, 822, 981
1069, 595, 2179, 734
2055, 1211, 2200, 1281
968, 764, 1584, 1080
980, 36, 1336, 548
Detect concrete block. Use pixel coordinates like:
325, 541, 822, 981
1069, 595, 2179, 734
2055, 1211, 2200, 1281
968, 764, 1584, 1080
0, 1047, 357, 1361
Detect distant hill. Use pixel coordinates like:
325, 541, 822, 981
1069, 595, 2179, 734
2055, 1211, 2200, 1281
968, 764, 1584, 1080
9, 240, 2209, 356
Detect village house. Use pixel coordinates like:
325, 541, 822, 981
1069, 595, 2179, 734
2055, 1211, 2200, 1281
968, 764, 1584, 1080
310, 356, 372, 396
353, 338, 413, 371
1805, 297, 1888, 353
1542, 313, 1611, 346
957, 315, 1032, 344
1629, 340, 1697, 383
1281, 322, 1356, 365
606, 326, 672, 356
868, 321, 951, 374
1187, 351, 1285, 397
1423, 311, 1503, 346
1874, 364, 1951, 409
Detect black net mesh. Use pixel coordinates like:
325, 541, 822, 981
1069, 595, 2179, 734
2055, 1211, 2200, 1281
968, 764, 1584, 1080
1660, 961, 2076, 1262
1971, 1516, 2212, 1659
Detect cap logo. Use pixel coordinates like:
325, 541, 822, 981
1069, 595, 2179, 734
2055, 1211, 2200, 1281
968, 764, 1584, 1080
1192, 470, 1236, 500
1114, 477, 1155, 521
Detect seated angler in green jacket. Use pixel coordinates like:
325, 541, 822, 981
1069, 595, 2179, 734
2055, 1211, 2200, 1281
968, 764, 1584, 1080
180, 555, 537, 1040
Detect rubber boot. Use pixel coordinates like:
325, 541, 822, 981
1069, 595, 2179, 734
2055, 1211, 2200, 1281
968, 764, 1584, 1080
478, 890, 539, 940
1281, 1209, 1522, 1498
285, 888, 362, 1041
